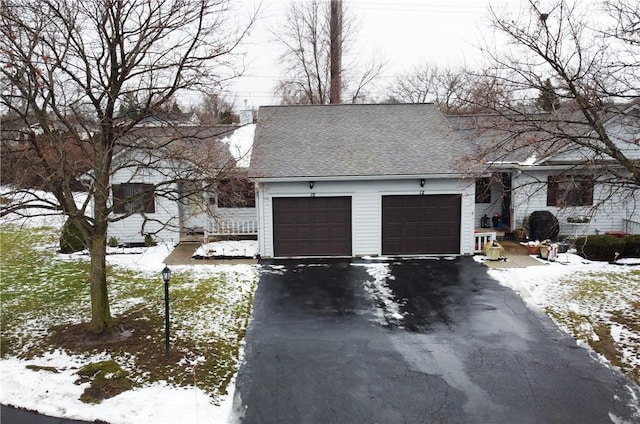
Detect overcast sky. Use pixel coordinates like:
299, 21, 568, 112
223, 0, 520, 108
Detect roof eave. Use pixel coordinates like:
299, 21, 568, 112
253, 173, 471, 183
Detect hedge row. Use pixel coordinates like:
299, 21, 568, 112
574, 235, 640, 261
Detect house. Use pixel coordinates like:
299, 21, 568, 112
136, 111, 201, 127
447, 105, 640, 242
106, 123, 257, 245
249, 103, 479, 258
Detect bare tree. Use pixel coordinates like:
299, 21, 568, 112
194, 91, 238, 125
384, 64, 509, 114
455, 69, 517, 114
273, 0, 383, 104
386, 64, 441, 104
0, 0, 255, 334
465, 0, 639, 192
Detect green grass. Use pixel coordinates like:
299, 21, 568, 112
0, 224, 257, 401
77, 360, 133, 404
544, 268, 640, 385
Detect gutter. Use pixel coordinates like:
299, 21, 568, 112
252, 173, 471, 183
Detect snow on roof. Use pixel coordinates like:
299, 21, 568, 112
222, 123, 255, 168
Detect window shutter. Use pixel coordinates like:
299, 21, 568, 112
475, 178, 491, 204
113, 185, 125, 214
243, 180, 256, 207
143, 184, 155, 213
217, 178, 231, 208
581, 177, 594, 206
547, 176, 558, 206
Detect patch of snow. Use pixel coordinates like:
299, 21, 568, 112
193, 240, 258, 258
58, 243, 175, 275
520, 154, 537, 166
352, 262, 404, 327
616, 258, 640, 265
400, 256, 441, 260
222, 124, 255, 168
0, 187, 88, 229
258, 264, 286, 275
360, 256, 391, 261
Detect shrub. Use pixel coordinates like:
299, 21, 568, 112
623, 235, 640, 258
575, 235, 626, 262
107, 236, 118, 248
60, 219, 87, 253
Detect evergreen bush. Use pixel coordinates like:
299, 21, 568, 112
108, 236, 118, 248
60, 219, 87, 253
574, 235, 626, 262
622, 235, 640, 258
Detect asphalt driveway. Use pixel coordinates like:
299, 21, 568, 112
231, 258, 640, 424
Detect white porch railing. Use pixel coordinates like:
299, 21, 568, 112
474, 231, 497, 254
208, 220, 258, 236
623, 218, 640, 235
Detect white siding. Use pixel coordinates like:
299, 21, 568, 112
107, 195, 180, 245
108, 163, 180, 245
474, 179, 506, 228
108, 151, 258, 243
256, 177, 475, 258
512, 170, 640, 238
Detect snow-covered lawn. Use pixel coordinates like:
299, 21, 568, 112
0, 224, 257, 424
478, 254, 640, 384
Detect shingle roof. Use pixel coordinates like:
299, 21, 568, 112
445, 114, 553, 164
115, 125, 238, 169
446, 106, 640, 166
250, 104, 472, 178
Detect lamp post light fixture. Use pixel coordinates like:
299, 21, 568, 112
161, 265, 171, 357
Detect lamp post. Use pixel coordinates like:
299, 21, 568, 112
161, 265, 171, 357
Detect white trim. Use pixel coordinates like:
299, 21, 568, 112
254, 173, 467, 183
257, 178, 475, 258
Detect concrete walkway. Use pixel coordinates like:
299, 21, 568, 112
480, 240, 547, 269
164, 240, 547, 269
162, 242, 258, 266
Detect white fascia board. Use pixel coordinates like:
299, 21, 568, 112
254, 173, 470, 183
487, 162, 592, 172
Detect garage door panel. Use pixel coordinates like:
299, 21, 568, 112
273, 197, 352, 257
382, 195, 461, 255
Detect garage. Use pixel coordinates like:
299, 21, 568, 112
272, 196, 352, 257
382, 194, 461, 255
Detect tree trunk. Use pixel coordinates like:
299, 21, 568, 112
88, 144, 114, 335
88, 230, 114, 334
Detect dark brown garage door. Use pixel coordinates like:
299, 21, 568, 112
382, 194, 461, 255
273, 197, 352, 257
